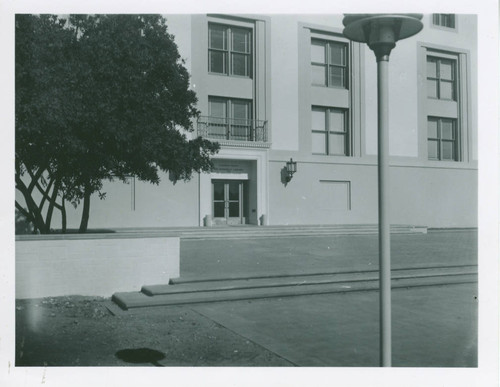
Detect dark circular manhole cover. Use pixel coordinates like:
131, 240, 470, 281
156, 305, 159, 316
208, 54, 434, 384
115, 348, 166, 366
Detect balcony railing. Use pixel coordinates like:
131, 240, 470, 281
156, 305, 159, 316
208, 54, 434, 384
197, 116, 268, 143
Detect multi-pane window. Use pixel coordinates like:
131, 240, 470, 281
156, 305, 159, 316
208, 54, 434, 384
208, 24, 252, 77
311, 39, 348, 88
208, 97, 253, 141
311, 106, 350, 156
432, 14, 456, 29
421, 42, 470, 163
427, 56, 456, 100
427, 117, 458, 161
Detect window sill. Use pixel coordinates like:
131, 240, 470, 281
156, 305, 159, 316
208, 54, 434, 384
208, 71, 253, 80
430, 24, 458, 33
427, 97, 457, 102
312, 153, 351, 157
393, 157, 477, 170
311, 84, 348, 90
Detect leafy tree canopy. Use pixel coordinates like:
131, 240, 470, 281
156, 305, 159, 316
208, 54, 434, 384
16, 14, 219, 233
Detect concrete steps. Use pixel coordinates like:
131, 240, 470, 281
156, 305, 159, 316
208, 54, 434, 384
113, 224, 427, 240
112, 264, 477, 310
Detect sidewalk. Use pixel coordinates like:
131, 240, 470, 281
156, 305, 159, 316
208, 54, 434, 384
192, 282, 477, 367
179, 230, 477, 280
178, 231, 477, 366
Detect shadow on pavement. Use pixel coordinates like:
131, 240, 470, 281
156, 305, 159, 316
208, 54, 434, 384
115, 348, 166, 366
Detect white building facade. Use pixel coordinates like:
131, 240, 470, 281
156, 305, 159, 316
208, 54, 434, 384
61, 14, 478, 229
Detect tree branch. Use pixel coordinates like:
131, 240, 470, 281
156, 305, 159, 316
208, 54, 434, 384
37, 176, 56, 212
29, 175, 64, 212
26, 165, 46, 193
15, 201, 34, 222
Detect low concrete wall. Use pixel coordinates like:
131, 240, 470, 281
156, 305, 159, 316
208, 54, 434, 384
15, 234, 180, 299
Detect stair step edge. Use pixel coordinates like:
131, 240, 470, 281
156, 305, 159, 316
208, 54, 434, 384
114, 275, 477, 310
143, 270, 478, 296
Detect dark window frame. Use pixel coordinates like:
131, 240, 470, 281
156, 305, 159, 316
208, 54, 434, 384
208, 23, 253, 78
427, 117, 459, 161
207, 96, 253, 141
427, 55, 457, 101
432, 14, 456, 29
311, 39, 349, 89
311, 106, 350, 156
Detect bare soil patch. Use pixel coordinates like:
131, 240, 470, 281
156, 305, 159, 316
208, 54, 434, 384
15, 296, 292, 367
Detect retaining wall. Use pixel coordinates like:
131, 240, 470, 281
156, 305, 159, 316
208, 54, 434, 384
15, 234, 180, 299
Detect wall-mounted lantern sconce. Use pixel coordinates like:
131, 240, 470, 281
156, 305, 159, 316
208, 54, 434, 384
285, 158, 297, 182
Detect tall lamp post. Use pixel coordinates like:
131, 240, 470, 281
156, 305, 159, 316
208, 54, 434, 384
342, 14, 423, 367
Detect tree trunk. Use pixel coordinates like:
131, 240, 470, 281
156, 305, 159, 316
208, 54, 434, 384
44, 179, 61, 233
61, 196, 67, 234
15, 176, 47, 233
79, 184, 91, 233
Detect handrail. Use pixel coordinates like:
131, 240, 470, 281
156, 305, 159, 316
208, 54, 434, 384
197, 116, 268, 142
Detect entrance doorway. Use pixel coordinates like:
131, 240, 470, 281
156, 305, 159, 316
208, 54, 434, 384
212, 180, 247, 225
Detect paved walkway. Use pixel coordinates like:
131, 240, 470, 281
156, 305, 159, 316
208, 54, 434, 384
192, 282, 477, 367
180, 230, 477, 280
176, 230, 478, 366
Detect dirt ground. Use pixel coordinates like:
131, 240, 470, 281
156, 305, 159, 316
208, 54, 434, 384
15, 296, 292, 367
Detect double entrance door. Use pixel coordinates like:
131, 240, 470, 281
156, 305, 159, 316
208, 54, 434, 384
212, 180, 246, 225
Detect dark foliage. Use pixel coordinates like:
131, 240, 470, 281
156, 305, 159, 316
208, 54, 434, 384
15, 14, 219, 233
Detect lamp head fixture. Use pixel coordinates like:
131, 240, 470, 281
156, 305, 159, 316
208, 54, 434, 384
342, 14, 423, 61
